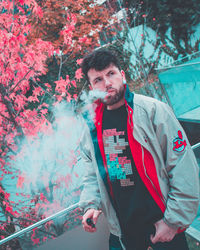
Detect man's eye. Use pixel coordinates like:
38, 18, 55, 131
109, 71, 114, 76
95, 78, 101, 84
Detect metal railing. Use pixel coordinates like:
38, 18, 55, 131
192, 142, 200, 151
0, 203, 79, 246
155, 61, 200, 71
155, 51, 200, 71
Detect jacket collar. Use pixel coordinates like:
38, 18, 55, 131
124, 84, 134, 109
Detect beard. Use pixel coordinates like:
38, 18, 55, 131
103, 84, 125, 106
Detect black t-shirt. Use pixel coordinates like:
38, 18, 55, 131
102, 104, 163, 249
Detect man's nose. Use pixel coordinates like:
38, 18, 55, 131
104, 78, 111, 88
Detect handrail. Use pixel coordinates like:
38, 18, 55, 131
155, 61, 200, 71
155, 51, 200, 71
192, 142, 200, 150
0, 203, 79, 246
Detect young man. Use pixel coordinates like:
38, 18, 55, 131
79, 48, 199, 250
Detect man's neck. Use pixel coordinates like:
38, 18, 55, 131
106, 98, 125, 110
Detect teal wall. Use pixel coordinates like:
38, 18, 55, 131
158, 57, 200, 117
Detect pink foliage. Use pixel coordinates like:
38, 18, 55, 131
0, 0, 81, 243
17, 176, 25, 189
75, 68, 83, 81
31, 227, 40, 245
55, 76, 70, 94
76, 58, 83, 65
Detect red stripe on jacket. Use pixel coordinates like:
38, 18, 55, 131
94, 103, 115, 200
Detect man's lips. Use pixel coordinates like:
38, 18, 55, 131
105, 90, 115, 99
106, 89, 116, 94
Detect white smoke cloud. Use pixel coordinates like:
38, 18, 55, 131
3, 90, 105, 216
3, 102, 85, 214
76, 89, 106, 119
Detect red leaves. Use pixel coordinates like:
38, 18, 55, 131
5, 204, 13, 213
17, 0, 25, 4
78, 37, 87, 43
31, 227, 40, 246
54, 75, 78, 102
17, 176, 25, 189
15, 95, 28, 111
76, 58, 83, 65
0, 0, 81, 240
71, 80, 77, 88
32, 5, 43, 19
40, 193, 49, 203
73, 93, 78, 100
75, 68, 83, 81
55, 75, 70, 94
66, 93, 72, 102
40, 108, 48, 115
28, 87, 44, 103
43, 236, 48, 242
78, 36, 92, 46
44, 82, 52, 92
4, 192, 10, 200
61, 22, 76, 47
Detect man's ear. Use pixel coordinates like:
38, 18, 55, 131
121, 70, 125, 78
89, 84, 93, 90
121, 70, 126, 83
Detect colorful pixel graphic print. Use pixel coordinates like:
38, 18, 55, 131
103, 128, 134, 187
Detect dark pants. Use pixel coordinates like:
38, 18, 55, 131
109, 231, 189, 250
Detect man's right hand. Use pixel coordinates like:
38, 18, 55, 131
82, 208, 102, 233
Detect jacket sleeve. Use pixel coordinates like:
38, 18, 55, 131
153, 101, 200, 230
78, 123, 102, 214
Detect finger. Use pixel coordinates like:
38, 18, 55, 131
154, 221, 159, 232
82, 216, 92, 230
93, 210, 101, 224
82, 221, 96, 232
84, 225, 96, 233
82, 216, 96, 232
158, 232, 176, 243
150, 233, 160, 244
164, 235, 174, 242
82, 217, 93, 228
82, 210, 93, 225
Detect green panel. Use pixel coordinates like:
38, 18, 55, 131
158, 57, 200, 117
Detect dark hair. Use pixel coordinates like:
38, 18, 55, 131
81, 48, 121, 83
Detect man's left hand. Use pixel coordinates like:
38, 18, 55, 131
150, 219, 177, 244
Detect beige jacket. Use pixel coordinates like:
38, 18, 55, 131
79, 91, 199, 239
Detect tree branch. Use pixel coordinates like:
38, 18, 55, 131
10, 63, 35, 93
0, 111, 12, 122
0, 84, 24, 137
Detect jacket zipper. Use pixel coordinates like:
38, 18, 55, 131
141, 145, 167, 206
126, 103, 166, 207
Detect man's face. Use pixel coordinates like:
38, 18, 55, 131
87, 64, 125, 106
